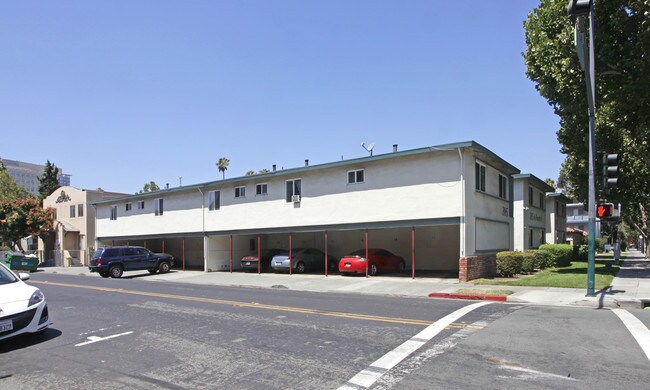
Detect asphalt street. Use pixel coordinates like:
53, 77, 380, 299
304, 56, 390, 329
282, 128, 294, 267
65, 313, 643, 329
1, 272, 649, 389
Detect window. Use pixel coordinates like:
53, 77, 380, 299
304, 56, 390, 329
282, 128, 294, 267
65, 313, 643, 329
498, 174, 507, 199
78, 204, 84, 217
529, 187, 534, 207
235, 186, 246, 198
475, 162, 486, 192
110, 205, 117, 220
137, 200, 145, 210
69, 205, 76, 218
209, 191, 220, 211
155, 199, 163, 216
126, 203, 132, 212
52, 209, 57, 220
347, 169, 364, 184
256, 183, 268, 196
286, 179, 302, 202
529, 229, 534, 248
540, 193, 545, 210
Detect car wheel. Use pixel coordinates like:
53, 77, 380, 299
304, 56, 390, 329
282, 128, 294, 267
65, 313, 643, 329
148, 268, 158, 274
397, 261, 406, 273
99, 271, 110, 278
158, 262, 171, 274
369, 263, 378, 276
109, 265, 123, 278
295, 261, 306, 274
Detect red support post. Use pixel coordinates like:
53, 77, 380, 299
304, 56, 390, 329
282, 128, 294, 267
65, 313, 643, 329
162, 240, 165, 253
144, 240, 147, 249
289, 233, 293, 276
182, 238, 186, 272
257, 235, 261, 275
325, 231, 328, 277
365, 229, 369, 278
412, 227, 415, 280
229, 235, 233, 273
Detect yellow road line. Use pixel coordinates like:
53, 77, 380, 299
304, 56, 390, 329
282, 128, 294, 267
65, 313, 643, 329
31, 280, 475, 329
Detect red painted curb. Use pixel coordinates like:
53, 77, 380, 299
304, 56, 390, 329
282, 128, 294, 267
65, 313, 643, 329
428, 292, 508, 302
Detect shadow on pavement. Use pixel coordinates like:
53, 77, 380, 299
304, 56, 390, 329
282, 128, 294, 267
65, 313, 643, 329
0, 328, 62, 354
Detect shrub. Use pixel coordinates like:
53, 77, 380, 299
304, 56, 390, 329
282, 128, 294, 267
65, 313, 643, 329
496, 251, 523, 277
539, 244, 573, 267
620, 241, 627, 251
526, 249, 554, 270
577, 245, 588, 262
521, 251, 538, 274
595, 237, 607, 253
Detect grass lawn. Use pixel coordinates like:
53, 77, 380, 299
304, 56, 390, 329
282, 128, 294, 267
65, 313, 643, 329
473, 252, 624, 290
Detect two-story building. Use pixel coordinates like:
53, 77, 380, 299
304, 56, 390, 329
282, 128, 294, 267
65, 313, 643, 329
512, 174, 555, 251
39, 186, 127, 266
92, 141, 521, 281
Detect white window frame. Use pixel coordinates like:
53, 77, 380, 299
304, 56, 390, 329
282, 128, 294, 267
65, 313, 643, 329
235, 186, 246, 198
286, 179, 302, 202
256, 183, 268, 196
347, 169, 365, 184
78, 204, 84, 217
137, 200, 145, 210
475, 162, 486, 192
529, 187, 534, 207
155, 198, 163, 216
110, 205, 117, 220
209, 190, 220, 211
126, 203, 132, 212
69, 205, 76, 218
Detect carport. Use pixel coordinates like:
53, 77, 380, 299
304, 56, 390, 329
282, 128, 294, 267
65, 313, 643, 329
204, 218, 460, 278
97, 234, 204, 271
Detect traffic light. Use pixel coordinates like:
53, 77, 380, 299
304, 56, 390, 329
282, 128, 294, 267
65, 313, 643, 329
597, 203, 614, 218
567, 0, 592, 17
603, 154, 619, 188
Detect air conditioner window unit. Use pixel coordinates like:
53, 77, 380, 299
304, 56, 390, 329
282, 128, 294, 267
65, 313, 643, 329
292, 195, 301, 203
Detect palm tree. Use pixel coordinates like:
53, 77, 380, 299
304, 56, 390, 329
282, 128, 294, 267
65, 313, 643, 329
217, 157, 230, 179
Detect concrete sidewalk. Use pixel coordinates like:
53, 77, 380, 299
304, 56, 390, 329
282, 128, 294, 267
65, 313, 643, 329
32, 250, 650, 309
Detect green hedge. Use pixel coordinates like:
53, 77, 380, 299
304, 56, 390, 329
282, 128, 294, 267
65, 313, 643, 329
595, 237, 607, 253
496, 251, 523, 277
539, 244, 573, 267
526, 249, 554, 270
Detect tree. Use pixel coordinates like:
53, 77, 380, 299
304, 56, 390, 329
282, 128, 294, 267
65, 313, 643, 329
217, 157, 230, 179
38, 160, 61, 203
245, 170, 255, 176
136, 181, 160, 194
524, 0, 649, 256
0, 168, 29, 201
0, 198, 53, 251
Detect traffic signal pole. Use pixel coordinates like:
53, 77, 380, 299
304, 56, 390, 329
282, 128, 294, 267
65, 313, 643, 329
569, 0, 597, 296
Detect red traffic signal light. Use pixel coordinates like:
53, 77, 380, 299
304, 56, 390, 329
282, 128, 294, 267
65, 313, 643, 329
597, 203, 613, 218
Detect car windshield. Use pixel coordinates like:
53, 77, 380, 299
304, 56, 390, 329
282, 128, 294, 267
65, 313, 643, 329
348, 249, 367, 256
0, 263, 19, 285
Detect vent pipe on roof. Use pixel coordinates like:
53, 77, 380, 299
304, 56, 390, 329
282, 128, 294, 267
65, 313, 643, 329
272, 164, 276, 172
393, 144, 398, 152
305, 159, 309, 166
166, 183, 169, 189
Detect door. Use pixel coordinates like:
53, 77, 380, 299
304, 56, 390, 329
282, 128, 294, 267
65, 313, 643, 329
122, 247, 143, 270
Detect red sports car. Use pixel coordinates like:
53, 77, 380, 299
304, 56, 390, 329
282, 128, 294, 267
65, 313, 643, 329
339, 248, 406, 276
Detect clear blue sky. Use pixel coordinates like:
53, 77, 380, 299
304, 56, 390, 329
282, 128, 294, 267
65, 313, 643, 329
0, 1, 563, 194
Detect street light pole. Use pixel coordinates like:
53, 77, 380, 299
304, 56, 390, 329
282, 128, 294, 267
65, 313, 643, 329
568, 0, 596, 296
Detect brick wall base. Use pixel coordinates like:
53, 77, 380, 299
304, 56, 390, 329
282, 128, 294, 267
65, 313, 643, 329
459, 255, 496, 282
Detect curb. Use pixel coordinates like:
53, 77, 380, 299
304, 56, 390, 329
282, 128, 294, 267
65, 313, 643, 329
428, 292, 508, 302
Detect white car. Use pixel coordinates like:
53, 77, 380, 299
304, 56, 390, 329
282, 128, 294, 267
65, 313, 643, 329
0, 262, 49, 341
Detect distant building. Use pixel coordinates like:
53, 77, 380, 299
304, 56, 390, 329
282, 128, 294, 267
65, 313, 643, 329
566, 202, 601, 239
0, 158, 71, 196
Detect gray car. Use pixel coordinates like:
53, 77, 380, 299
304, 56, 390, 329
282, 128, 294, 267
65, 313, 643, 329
270, 248, 336, 273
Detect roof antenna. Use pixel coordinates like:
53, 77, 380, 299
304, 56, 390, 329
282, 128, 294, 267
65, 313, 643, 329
361, 142, 375, 156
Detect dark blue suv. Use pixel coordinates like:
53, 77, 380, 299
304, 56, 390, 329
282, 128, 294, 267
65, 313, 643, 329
89, 246, 174, 278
